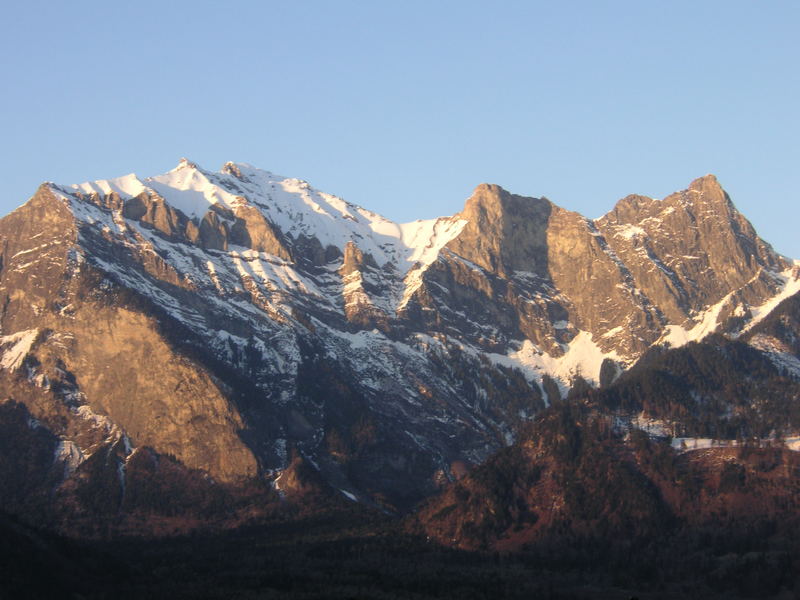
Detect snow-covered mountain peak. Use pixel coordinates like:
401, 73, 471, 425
6, 166, 800, 514
176, 157, 197, 169
68, 172, 146, 199
65, 158, 241, 218
148, 159, 244, 217
215, 163, 467, 273
57, 160, 468, 276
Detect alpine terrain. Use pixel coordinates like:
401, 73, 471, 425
2, 159, 800, 597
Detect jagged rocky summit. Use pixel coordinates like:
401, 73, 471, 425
1, 158, 798, 516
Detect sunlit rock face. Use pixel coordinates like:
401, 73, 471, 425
0, 160, 795, 518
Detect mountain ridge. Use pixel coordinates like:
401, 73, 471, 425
1, 159, 799, 519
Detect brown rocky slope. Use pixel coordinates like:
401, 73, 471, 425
1, 161, 798, 529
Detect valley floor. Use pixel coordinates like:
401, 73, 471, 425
2, 508, 797, 600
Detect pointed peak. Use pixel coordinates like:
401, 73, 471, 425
688, 173, 722, 193
448, 183, 554, 277
603, 193, 658, 220
461, 184, 508, 217
683, 174, 731, 210
461, 183, 552, 220
175, 157, 199, 171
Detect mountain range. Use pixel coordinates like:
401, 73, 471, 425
2, 159, 800, 596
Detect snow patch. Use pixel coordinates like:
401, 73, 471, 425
660, 267, 800, 349
743, 268, 800, 332
615, 224, 646, 240
749, 333, 800, 379
54, 440, 85, 477
628, 413, 672, 437
0, 329, 39, 371
75, 404, 115, 433
339, 489, 358, 502
601, 326, 624, 338
670, 437, 800, 453
489, 330, 621, 390
672, 438, 724, 452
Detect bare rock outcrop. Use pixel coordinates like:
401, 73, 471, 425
1, 162, 795, 522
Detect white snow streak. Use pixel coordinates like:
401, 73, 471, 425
490, 330, 621, 391
660, 267, 800, 349
0, 329, 39, 371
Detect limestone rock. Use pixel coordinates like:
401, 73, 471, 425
1, 161, 796, 520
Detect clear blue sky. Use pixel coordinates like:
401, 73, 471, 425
2, 1, 798, 257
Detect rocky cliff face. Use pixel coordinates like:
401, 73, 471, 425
0, 186, 257, 484
595, 176, 786, 335
0, 159, 797, 521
